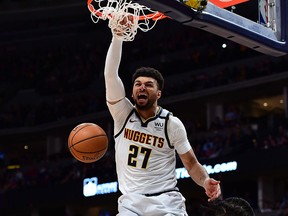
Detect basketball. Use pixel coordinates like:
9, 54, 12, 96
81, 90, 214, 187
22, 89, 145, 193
68, 123, 108, 163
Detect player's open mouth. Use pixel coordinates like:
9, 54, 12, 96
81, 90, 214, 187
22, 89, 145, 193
137, 94, 148, 102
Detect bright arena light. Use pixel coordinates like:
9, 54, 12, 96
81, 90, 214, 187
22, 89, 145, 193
176, 161, 237, 179
83, 161, 238, 196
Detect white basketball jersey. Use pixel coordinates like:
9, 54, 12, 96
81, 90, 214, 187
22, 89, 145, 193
114, 106, 179, 195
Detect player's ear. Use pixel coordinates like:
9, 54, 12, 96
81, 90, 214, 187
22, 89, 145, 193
157, 90, 161, 98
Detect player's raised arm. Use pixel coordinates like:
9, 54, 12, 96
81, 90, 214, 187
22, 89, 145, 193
104, 37, 126, 105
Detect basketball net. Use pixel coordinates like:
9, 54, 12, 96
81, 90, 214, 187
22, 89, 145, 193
87, 0, 168, 41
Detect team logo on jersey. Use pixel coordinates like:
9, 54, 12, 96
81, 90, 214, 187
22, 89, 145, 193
124, 128, 164, 148
154, 122, 164, 131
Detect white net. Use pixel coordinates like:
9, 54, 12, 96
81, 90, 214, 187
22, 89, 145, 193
88, 0, 165, 41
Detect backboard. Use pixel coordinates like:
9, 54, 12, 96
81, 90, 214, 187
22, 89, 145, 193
133, 0, 288, 57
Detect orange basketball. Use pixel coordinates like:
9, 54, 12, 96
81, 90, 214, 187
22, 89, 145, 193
68, 123, 108, 163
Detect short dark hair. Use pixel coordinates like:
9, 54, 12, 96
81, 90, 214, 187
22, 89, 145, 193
132, 67, 164, 91
201, 197, 255, 216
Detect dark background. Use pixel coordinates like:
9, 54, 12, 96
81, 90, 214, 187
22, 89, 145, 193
0, 0, 288, 216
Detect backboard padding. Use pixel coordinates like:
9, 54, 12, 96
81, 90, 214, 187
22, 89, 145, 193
133, 0, 288, 57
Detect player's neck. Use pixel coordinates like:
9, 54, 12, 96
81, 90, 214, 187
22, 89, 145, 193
137, 106, 159, 121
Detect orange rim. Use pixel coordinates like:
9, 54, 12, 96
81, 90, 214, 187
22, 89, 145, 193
87, 0, 169, 20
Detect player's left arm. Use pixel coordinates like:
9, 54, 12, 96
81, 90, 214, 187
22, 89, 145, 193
179, 149, 221, 201
170, 116, 221, 201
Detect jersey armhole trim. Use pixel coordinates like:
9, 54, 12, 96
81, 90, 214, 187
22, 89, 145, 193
165, 112, 174, 149
114, 109, 135, 139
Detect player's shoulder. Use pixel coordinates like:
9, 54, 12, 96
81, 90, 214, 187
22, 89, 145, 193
169, 115, 184, 127
160, 107, 184, 126
108, 97, 133, 110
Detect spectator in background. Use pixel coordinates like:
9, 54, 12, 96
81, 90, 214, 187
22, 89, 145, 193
201, 197, 255, 216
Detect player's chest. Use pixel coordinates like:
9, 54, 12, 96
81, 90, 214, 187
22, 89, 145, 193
122, 116, 167, 148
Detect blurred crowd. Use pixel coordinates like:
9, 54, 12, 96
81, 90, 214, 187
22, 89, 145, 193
0, 26, 288, 129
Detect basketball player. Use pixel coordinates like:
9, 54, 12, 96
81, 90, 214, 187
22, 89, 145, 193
104, 34, 221, 215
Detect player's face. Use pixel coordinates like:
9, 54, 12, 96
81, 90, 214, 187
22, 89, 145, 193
132, 76, 161, 110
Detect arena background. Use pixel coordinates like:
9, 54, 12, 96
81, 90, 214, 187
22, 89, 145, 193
0, 0, 288, 215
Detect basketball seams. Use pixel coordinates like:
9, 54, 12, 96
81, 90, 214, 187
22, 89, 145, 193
70, 134, 107, 147
71, 147, 107, 154
68, 122, 108, 163
69, 124, 98, 145
71, 143, 108, 154
68, 124, 90, 147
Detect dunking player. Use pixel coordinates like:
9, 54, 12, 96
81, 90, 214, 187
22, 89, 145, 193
104, 26, 221, 215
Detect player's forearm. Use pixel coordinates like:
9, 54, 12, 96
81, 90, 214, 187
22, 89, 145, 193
105, 37, 122, 76
188, 162, 209, 188
104, 37, 126, 102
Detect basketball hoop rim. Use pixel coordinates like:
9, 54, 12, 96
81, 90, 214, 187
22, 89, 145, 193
87, 0, 169, 21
